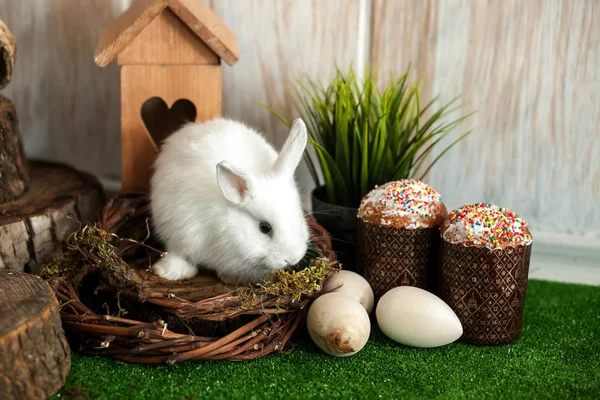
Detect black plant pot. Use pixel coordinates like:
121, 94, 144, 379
311, 187, 358, 272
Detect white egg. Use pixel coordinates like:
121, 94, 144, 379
307, 293, 371, 357
376, 286, 463, 348
322, 270, 375, 314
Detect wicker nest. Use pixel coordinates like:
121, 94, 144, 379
41, 194, 337, 363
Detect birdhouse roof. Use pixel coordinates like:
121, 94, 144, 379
94, 0, 239, 67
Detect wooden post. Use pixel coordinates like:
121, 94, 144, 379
0, 95, 29, 203
0, 19, 29, 203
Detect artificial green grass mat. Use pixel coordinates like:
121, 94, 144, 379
54, 279, 600, 400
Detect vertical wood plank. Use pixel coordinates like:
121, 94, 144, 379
208, 0, 363, 193
371, 0, 600, 236
0, 0, 133, 181
371, 0, 438, 99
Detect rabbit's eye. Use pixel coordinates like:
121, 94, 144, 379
259, 222, 272, 236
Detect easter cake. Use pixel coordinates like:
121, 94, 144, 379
441, 203, 532, 249
356, 179, 447, 299
438, 203, 533, 345
357, 179, 447, 229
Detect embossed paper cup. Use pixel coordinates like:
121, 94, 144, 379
355, 180, 447, 301
356, 218, 440, 300
438, 203, 533, 345
438, 241, 532, 345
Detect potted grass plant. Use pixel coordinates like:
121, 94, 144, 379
267, 66, 473, 270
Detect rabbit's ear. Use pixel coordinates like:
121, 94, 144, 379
216, 161, 253, 205
273, 118, 308, 177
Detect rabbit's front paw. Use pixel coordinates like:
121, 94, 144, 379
153, 253, 197, 280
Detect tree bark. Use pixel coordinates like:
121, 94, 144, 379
0, 269, 71, 400
0, 160, 105, 273
0, 19, 15, 90
0, 95, 29, 202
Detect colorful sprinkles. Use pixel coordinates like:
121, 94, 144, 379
443, 203, 533, 249
358, 179, 443, 226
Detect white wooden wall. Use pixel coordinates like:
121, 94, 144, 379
1, 0, 126, 181
0, 0, 598, 238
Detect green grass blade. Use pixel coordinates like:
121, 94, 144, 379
360, 119, 370, 197
411, 133, 450, 176
351, 121, 360, 198
419, 130, 474, 180
311, 140, 349, 206
259, 103, 291, 128
303, 150, 321, 187
265, 65, 474, 206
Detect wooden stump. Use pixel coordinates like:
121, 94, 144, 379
0, 95, 29, 202
0, 269, 71, 399
0, 160, 105, 273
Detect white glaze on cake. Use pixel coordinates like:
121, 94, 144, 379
442, 203, 533, 249
357, 179, 446, 229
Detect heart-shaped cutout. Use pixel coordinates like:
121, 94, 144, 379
141, 97, 197, 150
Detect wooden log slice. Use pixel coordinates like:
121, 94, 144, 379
0, 269, 70, 400
0, 160, 105, 273
0, 95, 29, 202
0, 19, 15, 90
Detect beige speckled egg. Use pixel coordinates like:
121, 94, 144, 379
376, 286, 463, 348
322, 270, 375, 314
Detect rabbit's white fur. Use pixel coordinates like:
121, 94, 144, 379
150, 118, 310, 284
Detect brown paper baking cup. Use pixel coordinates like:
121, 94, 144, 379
356, 218, 440, 300
438, 240, 532, 345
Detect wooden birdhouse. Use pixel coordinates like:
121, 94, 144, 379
94, 0, 239, 193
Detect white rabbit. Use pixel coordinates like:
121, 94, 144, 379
150, 118, 310, 284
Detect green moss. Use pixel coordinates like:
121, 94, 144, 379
40, 225, 142, 295
234, 257, 340, 308
53, 279, 600, 399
